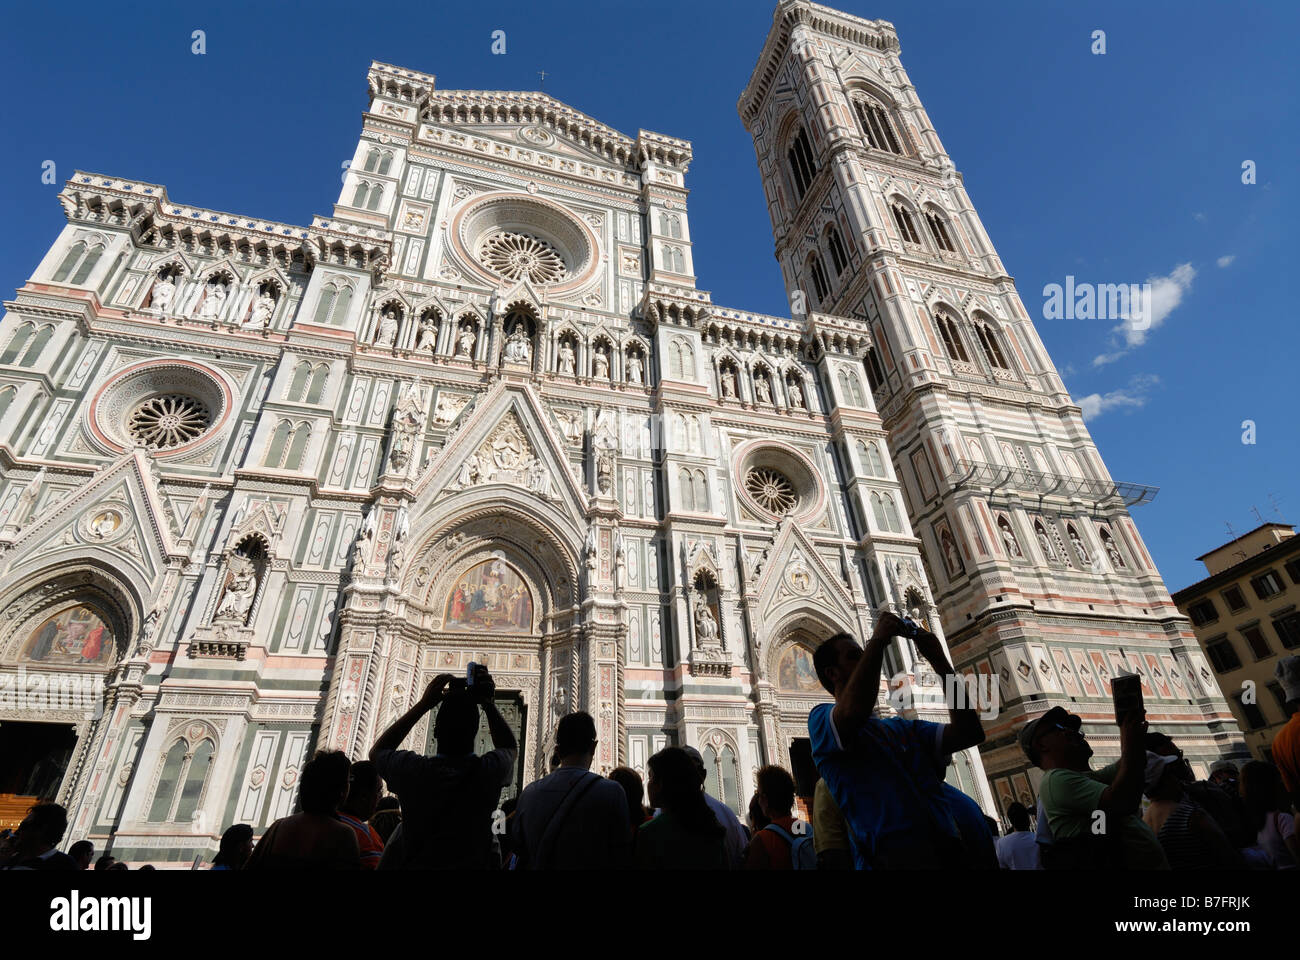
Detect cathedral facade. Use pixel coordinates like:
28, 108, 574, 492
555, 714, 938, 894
0, 1, 1235, 863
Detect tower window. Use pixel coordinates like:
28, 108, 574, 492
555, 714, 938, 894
926, 210, 956, 253
826, 224, 849, 275
975, 321, 1009, 369
864, 346, 884, 392
891, 204, 922, 245
786, 127, 818, 201
808, 254, 831, 306
853, 97, 903, 155
936, 314, 969, 363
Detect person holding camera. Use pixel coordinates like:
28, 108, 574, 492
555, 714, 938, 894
808, 610, 990, 869
370, 663, 517, 869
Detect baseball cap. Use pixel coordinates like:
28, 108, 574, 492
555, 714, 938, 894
1018, 706, 1082, 767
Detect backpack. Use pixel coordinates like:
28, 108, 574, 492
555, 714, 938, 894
763, 821, 817, 870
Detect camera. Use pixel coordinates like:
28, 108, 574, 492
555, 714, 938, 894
898, 616, 921, 640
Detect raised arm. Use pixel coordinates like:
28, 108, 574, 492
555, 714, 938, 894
911, 627, 985, 753
472, 666, 517, 753
369, 673, 453, 760
833, 612, 902, 730
1096, 711, 1148, 816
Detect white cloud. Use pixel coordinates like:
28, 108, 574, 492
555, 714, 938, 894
1216, 254, 1236, 268
1077, 374, 1160, 421
1093, 262, 1195, 366
1193, 212, 1207, 223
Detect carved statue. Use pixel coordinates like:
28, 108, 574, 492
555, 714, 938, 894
593, 346, 610, 380
627, 353, 644, 385
456, 454, 480, 488
721, 368, 737, 399
614, 535, 627, 588
1106, 538, 1125, 568
197, 280, 228, 320
503, 322, 532, 364
151, 273, 176, 313
596, 450, 615, 495
999, 520, 1021, 558
386, 506, 409, 583
787, 380, 803, 409
1036, 528, 1055, 562
214, 554, 258, 622
558, 340, 576, 376
247, 292, 276, 330
1070, 530, 1090, 565
942, 533, 963, 575
415, 313, 437, 351
754, 374, 771, 404
135, 609, 160, 658
387, 384, 425, 472
526, 456, 553, 498
433, 393, 466, 425
375, 307, 399, 347
353, 509, 376, 560
457, 323, 476, 357
693, 590, 719, 647
584, 527, 598, 574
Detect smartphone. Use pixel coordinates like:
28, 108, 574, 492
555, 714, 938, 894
898, 617, 921, 640
466, 661, 478, 687
1112, 673, 1143, 725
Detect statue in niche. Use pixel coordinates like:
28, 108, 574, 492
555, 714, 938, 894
941, 531, 964, 575
584, 527, 598, 575
1036, 526, 1056, 562
415, 313, 437, 351
998, 518, 1021, 558
1070, 529, 1090, 565
614, 535, 627, 588
720, 367, 737, 399
386, 507, 409, 583
246, 290, 276, 330
135, 608, 160, 658
457, 323, 476, 357
788, 379, 803, 409
214, 553, 258, 623
558, 340, 576, 376
387, 384, 425, 472
692, 589, 719, 647
151, 272, 177, 313
627, 353, 644, 385
353, 510, 376, 561
754, 374, 771, 404
375, 307, 399, 347
526, 456, 553, 498
197, 279, 228, 320
596, 450, 615, 495
503, 322, 531, 364
1105, 537, 1125, 569
593, 346, 610, 380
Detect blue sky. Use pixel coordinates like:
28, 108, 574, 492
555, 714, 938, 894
0, 0, 1295, 590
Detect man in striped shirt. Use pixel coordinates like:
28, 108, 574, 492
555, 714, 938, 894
338, 760, 385, 869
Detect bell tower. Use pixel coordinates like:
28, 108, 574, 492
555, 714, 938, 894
739, 1, 1241, 800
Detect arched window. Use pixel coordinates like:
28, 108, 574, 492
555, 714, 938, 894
826, 224, 849, 276
70, 245, 103, 284
808, 254, 831, 306
363, 149, 380, 173
891, 203, 922, 245
926, 209, 957, 253
702, 743, 740, 812
694, 469, 709, 512
870, 491, 887, 530
305, 364, 329, 405
935, 313, 970, 362
264, 420, 292, 468
285, 424, 311, 471
861, 441, 886, 477
51, 242, 87, 283
881, 492, 902, 532
0, 386, 15, 423
148, 737, 214, 823
331, 286, 353, 325
786, 125, 818, 201
852, 95, 904, 155
286, 361, 311, 402
351, 182, 370, 209
975, 320, 1009, 369
377, 152, 393, 176
864, 346, 885, 392
680, 467, 696, 511
314, 285, 337, 324
669, 339, 695, 380
366, 184, 384, 212
19, 326, 54, 368
663, 245, 685, 273
0, 323, 35, 364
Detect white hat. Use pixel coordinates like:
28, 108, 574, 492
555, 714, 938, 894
1143, 750, 1179, 795
1276, 656, 1300, 703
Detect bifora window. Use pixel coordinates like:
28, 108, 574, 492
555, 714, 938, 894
744, 467, 797, 515
128, 394, 212, 449
477, 231, 567, 284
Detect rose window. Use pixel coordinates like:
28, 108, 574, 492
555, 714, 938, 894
127, 394, 212, 449
478, 232, 567, 284
745, 467, 797, 515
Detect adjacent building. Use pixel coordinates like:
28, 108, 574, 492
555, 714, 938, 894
1173, 523, 1300, 761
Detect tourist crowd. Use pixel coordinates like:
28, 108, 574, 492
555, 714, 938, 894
3, 617, 1298, 872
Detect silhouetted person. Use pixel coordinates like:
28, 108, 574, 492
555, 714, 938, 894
68, 840, 94, 870
996, 802, 1041, 869
681, 745, 747, 867
810, 613, 988, 869
1146, 731, 1249, 847
1272, 656, 1300, 808
1143, 749, 1241, 869
94, 854, 116, 871
1022, 706, 1167, 869
511, 712, 630, 869
635, 747, 727, 869
609, 766, 651, 841
369, 796, 402, 844
812, 778, 852, 869
370, 666, 517, 869
747, 793, 771, 835
246, 750, 361, 870
0, 803, 77, 870
1239, 760, 1298, 869
745, 766, 814, 869
338, 760, 385, 869
212, 824, 254, 871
